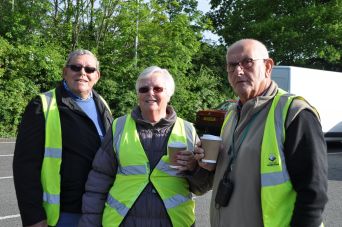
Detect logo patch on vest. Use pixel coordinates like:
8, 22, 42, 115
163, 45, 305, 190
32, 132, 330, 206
267, 153, 279, 166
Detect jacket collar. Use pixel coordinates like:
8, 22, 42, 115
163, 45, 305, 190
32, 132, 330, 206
238, 81, 279, 120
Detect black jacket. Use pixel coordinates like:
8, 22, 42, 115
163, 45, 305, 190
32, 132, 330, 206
285, 110, 328, 227
13, 83, 113, 226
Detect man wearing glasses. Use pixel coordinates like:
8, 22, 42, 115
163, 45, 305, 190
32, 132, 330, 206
195, 39, 328, 227
13, 50, 113, 227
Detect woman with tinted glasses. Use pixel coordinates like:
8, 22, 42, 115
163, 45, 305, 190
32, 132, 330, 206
13, 50, 113, 227
79, 66, 212, 227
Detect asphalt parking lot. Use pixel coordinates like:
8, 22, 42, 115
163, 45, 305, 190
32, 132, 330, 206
1, 141, 341, 227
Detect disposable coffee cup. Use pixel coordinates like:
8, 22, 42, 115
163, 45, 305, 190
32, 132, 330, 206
200, 134, 222, 163
168, 141, 187, 168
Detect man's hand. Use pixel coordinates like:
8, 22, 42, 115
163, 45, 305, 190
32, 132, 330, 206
194, 143, 216, 171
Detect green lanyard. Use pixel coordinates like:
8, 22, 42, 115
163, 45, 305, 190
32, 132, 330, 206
215, 110, 260, 208
227, 111, 259, 173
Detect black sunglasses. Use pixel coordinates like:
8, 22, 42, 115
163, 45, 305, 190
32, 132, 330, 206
138, 86, 164, 93
67, 64, 97, 74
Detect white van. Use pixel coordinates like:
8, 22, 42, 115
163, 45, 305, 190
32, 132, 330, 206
271, 66, 342, 142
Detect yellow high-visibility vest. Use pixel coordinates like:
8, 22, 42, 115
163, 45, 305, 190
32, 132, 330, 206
40, 89, 62, 226
102, 115, 196, 227
221, 89, 323, 227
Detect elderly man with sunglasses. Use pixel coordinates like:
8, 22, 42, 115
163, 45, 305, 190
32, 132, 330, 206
79, 66, 211, 227
195, 39, 328, 227
13, 49, 113, 227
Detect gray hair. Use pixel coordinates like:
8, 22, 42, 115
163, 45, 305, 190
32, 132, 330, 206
226, 39, 269, 60
135, 66, 175, 97
65, 49, 100, 70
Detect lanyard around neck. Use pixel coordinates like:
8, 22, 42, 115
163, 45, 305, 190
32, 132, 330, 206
226, 111, 259, 173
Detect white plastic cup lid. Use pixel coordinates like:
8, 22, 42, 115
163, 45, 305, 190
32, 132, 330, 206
200, 134, 222, 141
168, 141, 187, 148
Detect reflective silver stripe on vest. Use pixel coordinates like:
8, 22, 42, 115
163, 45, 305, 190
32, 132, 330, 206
164, 193, 192, 209
113, 115, 127, 158
113, 115, 147, 175
261, 171, 290, 186
43, 192, 60, 204
155, 160, 182, 177
44, 147, 62, 158
221, 110, 236, 140
106, 193, 130, 217
261, 94, 293, 187
275, 94, 292, 177
43, 90, 54, 120
274, 94, 293, 151
118, 165, 147, 175
184, 121, 195, 151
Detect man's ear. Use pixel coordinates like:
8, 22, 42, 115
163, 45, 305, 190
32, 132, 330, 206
94, 71, 100, 85
265, 58, 274, 78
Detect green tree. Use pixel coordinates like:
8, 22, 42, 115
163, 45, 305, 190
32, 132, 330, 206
93, 0, 211, 119
0, 0, 52, 44
0, 37, 64, 137
208, 0, 342, 71
0, 0, 236, 137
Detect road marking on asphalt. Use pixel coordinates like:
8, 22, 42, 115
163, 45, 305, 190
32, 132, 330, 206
0, 214, 20, 220
0, 176, 13, 180
329, 152, 342, 155
0, 154, 13, 157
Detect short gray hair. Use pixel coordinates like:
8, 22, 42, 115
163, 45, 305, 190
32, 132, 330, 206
65, 49, 100, 70
226, 39, 269, 60
135, 66, 175, 97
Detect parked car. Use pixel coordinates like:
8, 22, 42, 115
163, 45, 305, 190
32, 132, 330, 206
195, 100, 237, 136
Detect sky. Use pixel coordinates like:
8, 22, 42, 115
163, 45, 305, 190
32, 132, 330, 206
197, 0, 211, 13
197, 0, 221, 43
